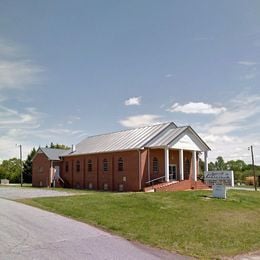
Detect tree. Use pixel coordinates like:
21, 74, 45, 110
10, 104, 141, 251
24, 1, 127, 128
208, 161, 216, 171
22, 147, 37, 183
214, 156, 226, 170
48, 143, 70, 150
0, 158, 21, 183
226, 159, 248, 171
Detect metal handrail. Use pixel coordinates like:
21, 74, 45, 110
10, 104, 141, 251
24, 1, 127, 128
146, 175, 165, 184
146, 174, 176, 185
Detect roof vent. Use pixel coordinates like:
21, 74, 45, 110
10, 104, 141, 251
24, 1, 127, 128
72, 144, 76, 153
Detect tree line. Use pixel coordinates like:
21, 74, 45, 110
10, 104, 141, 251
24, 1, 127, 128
199, 156, 260, 184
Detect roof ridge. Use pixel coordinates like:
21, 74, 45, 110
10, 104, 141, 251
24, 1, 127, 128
82, 122, 172, 140
40, 147, 69, 150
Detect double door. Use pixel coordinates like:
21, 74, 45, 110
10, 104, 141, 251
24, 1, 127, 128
169, 164, 177, 181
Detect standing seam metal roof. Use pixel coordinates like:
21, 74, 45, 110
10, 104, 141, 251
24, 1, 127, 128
39, 148, 71, 160
145, 126, 188, 147
70, 122, 174, 155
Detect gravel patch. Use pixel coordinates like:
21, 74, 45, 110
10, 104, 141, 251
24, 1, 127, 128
0, 186, 75, 199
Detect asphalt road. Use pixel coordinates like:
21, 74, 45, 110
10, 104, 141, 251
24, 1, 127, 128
0, 186, 75, 200
0, 189, 189, 260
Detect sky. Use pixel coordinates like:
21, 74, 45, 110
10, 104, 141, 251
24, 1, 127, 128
0, 0, 260, 164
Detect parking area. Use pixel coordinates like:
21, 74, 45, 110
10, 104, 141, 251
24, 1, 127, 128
0, 186, 75, 200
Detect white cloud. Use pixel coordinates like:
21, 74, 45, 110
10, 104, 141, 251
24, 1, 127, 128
0, 40, 43, 90
241, 73, 256, 80
0, 40, 85, 161
0, 105, 43, 129
196, 92, 260, 164
66, 115, 81, 124
124, 96, 141, 106
168, 102, 226, 115
0, 60, 43, 90
237, 61, 258, 66
119, 114, 162, 128
164, 74, 173, 78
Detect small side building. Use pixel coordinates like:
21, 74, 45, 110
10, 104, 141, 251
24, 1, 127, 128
32, 148, 70, 187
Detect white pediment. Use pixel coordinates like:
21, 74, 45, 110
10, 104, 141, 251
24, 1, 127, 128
170, 133, 201, 151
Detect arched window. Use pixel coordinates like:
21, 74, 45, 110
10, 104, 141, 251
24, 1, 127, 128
103, 159, 108, 172
152, 157, 159, 173
118, 157, 124, 171
76, 160, 80, 172
87, 159, 92, 172
65, 161, 69, 172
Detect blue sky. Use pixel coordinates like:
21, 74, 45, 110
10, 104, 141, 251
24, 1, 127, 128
0, 0, 260, 164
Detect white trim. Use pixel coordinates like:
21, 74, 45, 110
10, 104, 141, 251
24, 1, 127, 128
164, 147, 169, 182
170, 133, 201, 151
179, 149, 184, 180
204, 151, 208, 172
192, 151, 197, 181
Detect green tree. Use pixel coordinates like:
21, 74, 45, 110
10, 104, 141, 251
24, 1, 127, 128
23, 147, 37, 183
48, 143, 70, 149
215, 156, 226, 170
208, 161, 216, 171
0, 158, 21, 183
226, 160, 248, 171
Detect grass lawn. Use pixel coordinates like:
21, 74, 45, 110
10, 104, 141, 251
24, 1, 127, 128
20, 190, 260, 259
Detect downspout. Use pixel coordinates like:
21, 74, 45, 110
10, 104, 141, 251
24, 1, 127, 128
83, 157, 86, 189
50, 160, 53, 187
148, 148, 150, 183
112, 155, 114, 191
138, 149, 141, 191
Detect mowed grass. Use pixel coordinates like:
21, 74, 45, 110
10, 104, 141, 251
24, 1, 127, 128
21, 190, 260, 259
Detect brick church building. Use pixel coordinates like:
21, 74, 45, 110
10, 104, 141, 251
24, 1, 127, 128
32, 122, 210, 192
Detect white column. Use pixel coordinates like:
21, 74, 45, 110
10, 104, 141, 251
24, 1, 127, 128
192, 150, 197, 181
179, 149, 184, 181
204, 151, 208, 172
164, 147, 169, 182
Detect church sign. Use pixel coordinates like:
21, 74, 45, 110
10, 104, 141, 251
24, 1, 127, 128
204, 171, 234, 187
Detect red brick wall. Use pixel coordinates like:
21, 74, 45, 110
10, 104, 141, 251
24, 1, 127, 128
32, 148, 199, 191
61, 150, 140, 191
149, 149, 165, 181
32, 153, 62, 187
32, 153, 51, 187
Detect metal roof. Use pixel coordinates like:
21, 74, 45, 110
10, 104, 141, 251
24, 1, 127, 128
145, 126, 188, 147
39, 147, 71, 160
63, 122, 210, 157
70, 122, 175, 155
146, 126, 211, 151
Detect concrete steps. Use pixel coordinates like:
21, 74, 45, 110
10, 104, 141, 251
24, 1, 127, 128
144, 180, 210, 192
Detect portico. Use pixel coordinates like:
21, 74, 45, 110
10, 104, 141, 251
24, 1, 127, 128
148, 126, 210, 184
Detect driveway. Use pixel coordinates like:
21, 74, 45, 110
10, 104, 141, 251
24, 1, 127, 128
0, 188, 188, 260
0, 186, 75, 200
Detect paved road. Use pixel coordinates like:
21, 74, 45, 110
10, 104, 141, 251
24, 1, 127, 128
0, 194, 188, 260
0, 186, 75, 200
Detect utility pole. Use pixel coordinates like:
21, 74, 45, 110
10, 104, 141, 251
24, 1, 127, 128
249, 145, 257, 191
17, 144, 23, 187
